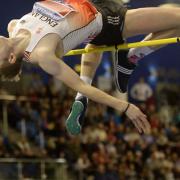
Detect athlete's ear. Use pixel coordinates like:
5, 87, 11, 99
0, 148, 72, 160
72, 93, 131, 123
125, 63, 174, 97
8, 53, 17, 64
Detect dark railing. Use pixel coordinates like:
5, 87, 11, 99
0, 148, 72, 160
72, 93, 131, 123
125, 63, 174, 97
0, 158, 67, 180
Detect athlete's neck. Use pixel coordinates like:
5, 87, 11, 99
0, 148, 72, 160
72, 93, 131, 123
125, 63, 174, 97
9, 33, 30, 57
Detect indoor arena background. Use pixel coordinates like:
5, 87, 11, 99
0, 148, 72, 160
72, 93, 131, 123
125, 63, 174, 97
0, 0, 179, 179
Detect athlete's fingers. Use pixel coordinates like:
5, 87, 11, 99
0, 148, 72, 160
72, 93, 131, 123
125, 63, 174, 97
132, 119, 142, 133
134, 115, 148, 133
139, 116, 151, 134
137, 118, 146, 133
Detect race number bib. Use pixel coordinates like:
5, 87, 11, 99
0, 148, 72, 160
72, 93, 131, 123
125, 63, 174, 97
33, 0, 76, 21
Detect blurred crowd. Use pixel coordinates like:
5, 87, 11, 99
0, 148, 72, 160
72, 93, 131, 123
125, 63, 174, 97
0, 72, 179, 180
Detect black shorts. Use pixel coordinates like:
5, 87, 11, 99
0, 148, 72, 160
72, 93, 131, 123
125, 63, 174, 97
90, 0, 127, 46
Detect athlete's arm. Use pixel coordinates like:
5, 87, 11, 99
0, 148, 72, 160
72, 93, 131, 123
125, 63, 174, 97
37, 53, 150, 134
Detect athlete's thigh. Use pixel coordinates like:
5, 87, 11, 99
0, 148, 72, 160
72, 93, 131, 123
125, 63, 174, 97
122, 7, 180, 38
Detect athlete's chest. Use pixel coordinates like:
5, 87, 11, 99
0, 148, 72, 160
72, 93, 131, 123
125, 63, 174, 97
26, 33, 63, 63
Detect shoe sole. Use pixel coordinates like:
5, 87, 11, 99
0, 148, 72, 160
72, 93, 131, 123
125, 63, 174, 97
66, 101, 84, 135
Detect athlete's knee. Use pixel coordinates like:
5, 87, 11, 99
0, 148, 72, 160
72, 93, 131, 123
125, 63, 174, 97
82, 44, 102, 67
167, 28, 180, 36
152, 28, 180, 37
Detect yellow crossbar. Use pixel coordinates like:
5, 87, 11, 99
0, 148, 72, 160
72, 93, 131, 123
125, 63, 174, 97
65, 37, 180, 56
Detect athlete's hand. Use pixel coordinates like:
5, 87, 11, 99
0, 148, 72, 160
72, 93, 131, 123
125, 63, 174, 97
125, 103, 151, 134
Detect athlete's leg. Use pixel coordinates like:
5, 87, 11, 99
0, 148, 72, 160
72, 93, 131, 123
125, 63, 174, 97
116, 27, 180, 92
77, 35, 173, 94
128, 3, 180, 52
117, 5, 180, 92
123, 7, 180, 38
115, 4, 180, 93
128, 27, 180, 64
66, 44, 102, 135
75, 44, 102, 99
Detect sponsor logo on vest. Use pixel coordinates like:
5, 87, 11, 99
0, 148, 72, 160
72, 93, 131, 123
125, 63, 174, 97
33, 3, 62, 21
32, 12, 58, 27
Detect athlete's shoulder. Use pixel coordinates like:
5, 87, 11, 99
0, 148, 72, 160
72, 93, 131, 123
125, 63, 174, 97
7, 19, 19, 34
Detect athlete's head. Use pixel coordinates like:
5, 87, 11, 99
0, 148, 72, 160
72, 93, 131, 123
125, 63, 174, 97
0, 36, 22, 81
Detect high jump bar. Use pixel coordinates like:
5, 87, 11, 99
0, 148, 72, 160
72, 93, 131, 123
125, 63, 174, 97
65, 37, 180, 56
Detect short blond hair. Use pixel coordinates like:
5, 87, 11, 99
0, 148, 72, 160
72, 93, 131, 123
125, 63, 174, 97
0, 58, 22, 82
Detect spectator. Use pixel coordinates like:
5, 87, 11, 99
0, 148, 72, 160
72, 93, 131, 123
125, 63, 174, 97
0, 70, 179, 180
16, 136, 34, 157
130, 77, 153, 102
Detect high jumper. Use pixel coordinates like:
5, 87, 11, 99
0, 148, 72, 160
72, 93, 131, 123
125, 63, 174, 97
1, 0, 179, 135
